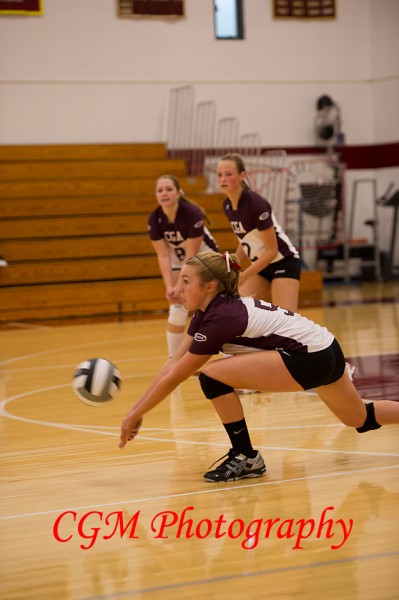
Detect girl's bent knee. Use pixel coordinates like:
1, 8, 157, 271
198, 372, 235, 400
356, 402, 381, 433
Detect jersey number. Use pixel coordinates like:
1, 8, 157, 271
254, 298, 294, 317
174, 247, 186, 261
241, 242, 258, 263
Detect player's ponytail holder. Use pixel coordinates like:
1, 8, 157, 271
224, 251, 241, 273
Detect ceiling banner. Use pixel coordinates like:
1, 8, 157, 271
0, 0, 43, 15
117, 1, 184, 18
273, 0, 336, 19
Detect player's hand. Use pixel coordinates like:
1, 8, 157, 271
119, 414, 143, 448
168, 286, 183, 303
166, 286, 175, 301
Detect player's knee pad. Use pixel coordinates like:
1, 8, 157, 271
168, 304, 188, 327
199, 372, 235, 399
356, 402, 381, 433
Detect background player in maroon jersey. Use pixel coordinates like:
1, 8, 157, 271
119, 251, 398, 482
148, 175, 219, 357
217, 153, 301, 313
217, 153, 356, 384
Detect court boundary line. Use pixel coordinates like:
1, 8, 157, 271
2, 463, 398, 521
1, 387, 399, 458
2, 348, 398, 525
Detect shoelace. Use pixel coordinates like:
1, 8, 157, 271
207, 450, 241, 471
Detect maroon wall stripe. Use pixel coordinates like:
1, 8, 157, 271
264, 142, 399, 169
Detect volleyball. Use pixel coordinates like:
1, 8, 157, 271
72, 358, 121, 406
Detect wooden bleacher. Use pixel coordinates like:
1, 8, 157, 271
0, 143, 322, 325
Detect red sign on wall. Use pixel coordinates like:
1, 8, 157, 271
0, 0, 43, 15
118, 1, 184, 17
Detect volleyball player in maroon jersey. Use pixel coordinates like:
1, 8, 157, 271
217, 153, 356, 383
148, 175, 219, 357
119, 250, 398, 482
217, 153, 301, 312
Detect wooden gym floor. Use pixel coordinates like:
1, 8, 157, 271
1, 281, 398, 600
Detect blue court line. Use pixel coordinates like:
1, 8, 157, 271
81, 550, 399, 599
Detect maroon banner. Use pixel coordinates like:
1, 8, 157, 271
118, 0, 184, 17
273, 0, 335, 19
0, 0, 43, 14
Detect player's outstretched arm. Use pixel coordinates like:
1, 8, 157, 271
119, 337, 210, 448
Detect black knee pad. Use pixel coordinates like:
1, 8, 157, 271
356, 402, 381, 433
198, 372, 235, 400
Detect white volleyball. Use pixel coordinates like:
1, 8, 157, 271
72, 358, 121, 406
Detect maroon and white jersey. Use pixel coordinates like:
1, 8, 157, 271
223, 189, 299, 263
187, 294, 333, 356
148, 200, 219, 269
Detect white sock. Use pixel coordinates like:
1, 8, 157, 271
166, 330, 185, 357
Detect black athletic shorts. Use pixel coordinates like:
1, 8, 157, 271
277, 338, 346, 390
258, 256, 301, 282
